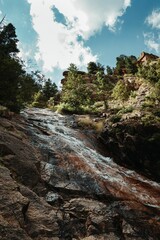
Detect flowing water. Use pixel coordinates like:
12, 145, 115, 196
22, 108, 160, 210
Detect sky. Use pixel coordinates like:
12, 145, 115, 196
0, 0, 160, 86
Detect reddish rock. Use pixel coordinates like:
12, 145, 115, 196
0, 110, 160, 240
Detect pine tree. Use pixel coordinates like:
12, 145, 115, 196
62, 64, 92, 111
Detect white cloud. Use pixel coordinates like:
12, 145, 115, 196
18, 42, 39, 71
27, 0, 131, 72
146, 9, 160, 29
144, 9, 160, 54
144, 32, 160, 54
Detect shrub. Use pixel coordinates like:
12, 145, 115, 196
56, 103, 76, 114
110, 114, 122, 123
118, 106, 134, 114
141, 100, 155, 109
0, 106, 8, 117
112, 80, 130, 100
77, 115, 104, 132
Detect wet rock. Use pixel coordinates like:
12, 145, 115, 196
0, 109, 160, 240
0, 129, 40, 188
0, 165, 32, 240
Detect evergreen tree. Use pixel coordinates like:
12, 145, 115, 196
106, 65, 113, 75
0, 23, 41, 112
87, 62, 104, 75
62, 64, 92, 111
87, 62, 98, 74
115, 55, 126, 75
43, 79, 58, 101
17, 73, 41, 106
125, 55, 137, 74
94, 71, 113, 110
115, 55, 137, 75
0, 23, 19, 56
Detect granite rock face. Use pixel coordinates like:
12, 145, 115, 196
0, 109, 160, 240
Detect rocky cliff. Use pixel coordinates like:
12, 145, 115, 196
0, 108, 160, 240
99, 119, 160, 182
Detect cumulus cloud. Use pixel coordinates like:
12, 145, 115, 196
144, 9, 160, 54
27, 0, 131, 72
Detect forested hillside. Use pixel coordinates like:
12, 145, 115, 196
1, 21, 159, 121
0, 22, 58, 113
0, 21, 160, 240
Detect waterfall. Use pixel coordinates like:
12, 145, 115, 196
22, 108, 160, 209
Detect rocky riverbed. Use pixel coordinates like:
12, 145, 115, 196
0, 108, 160, 240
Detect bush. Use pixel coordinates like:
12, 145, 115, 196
130, 91, 137, 98
56, 103, 76, 114
110, 114, 122, 123
77, 115, 104, 132
31, 91, 46, 108
142, 100, 155, 109
0, 106, 8, 117
112, 80, 130, 100
118, 106, 134, 114
141, 114, 159, 125
137, 62, 160, 83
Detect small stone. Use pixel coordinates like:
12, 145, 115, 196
45, 191, 63, 204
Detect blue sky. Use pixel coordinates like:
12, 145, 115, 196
0, 0, 160, 86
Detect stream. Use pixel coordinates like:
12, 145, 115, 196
22, 108, 160, 208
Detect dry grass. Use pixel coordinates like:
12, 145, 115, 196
77, 115, 104, 133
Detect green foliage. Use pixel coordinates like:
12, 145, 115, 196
77, 115, 104, 132
94, 71, 113, 110
87, 62, 98, 74
32, 80, 58, 108
31, 91, 45, 108
0, 105, 8, 117
67, 63, 79, 72
115, 55, 137, 75
149, 79, 160, 102
130, 91, 137, 98
0, 22, 58, 112
43, 79, 58, 101
0, 23, 42, 112
141, 114, 159, 126
110, 114, 122, 123
0, 23, 19, 56
87, 62, 104, 75
96, 62, 105, 74
154, 80, 160, 100
141, 100, 155, 109
61, 64, 93, 112
17, 73, 41, 107
0, 57, 24, 112
137, 62, 159, 83
117, 106, 134, 114
106, 65, 113, 75
56, 102, 77, 114
112, 80, 130, 100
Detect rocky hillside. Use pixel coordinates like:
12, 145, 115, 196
99, 118, 160, 181
98, 75, 160, 182
0, 109, 160, 240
